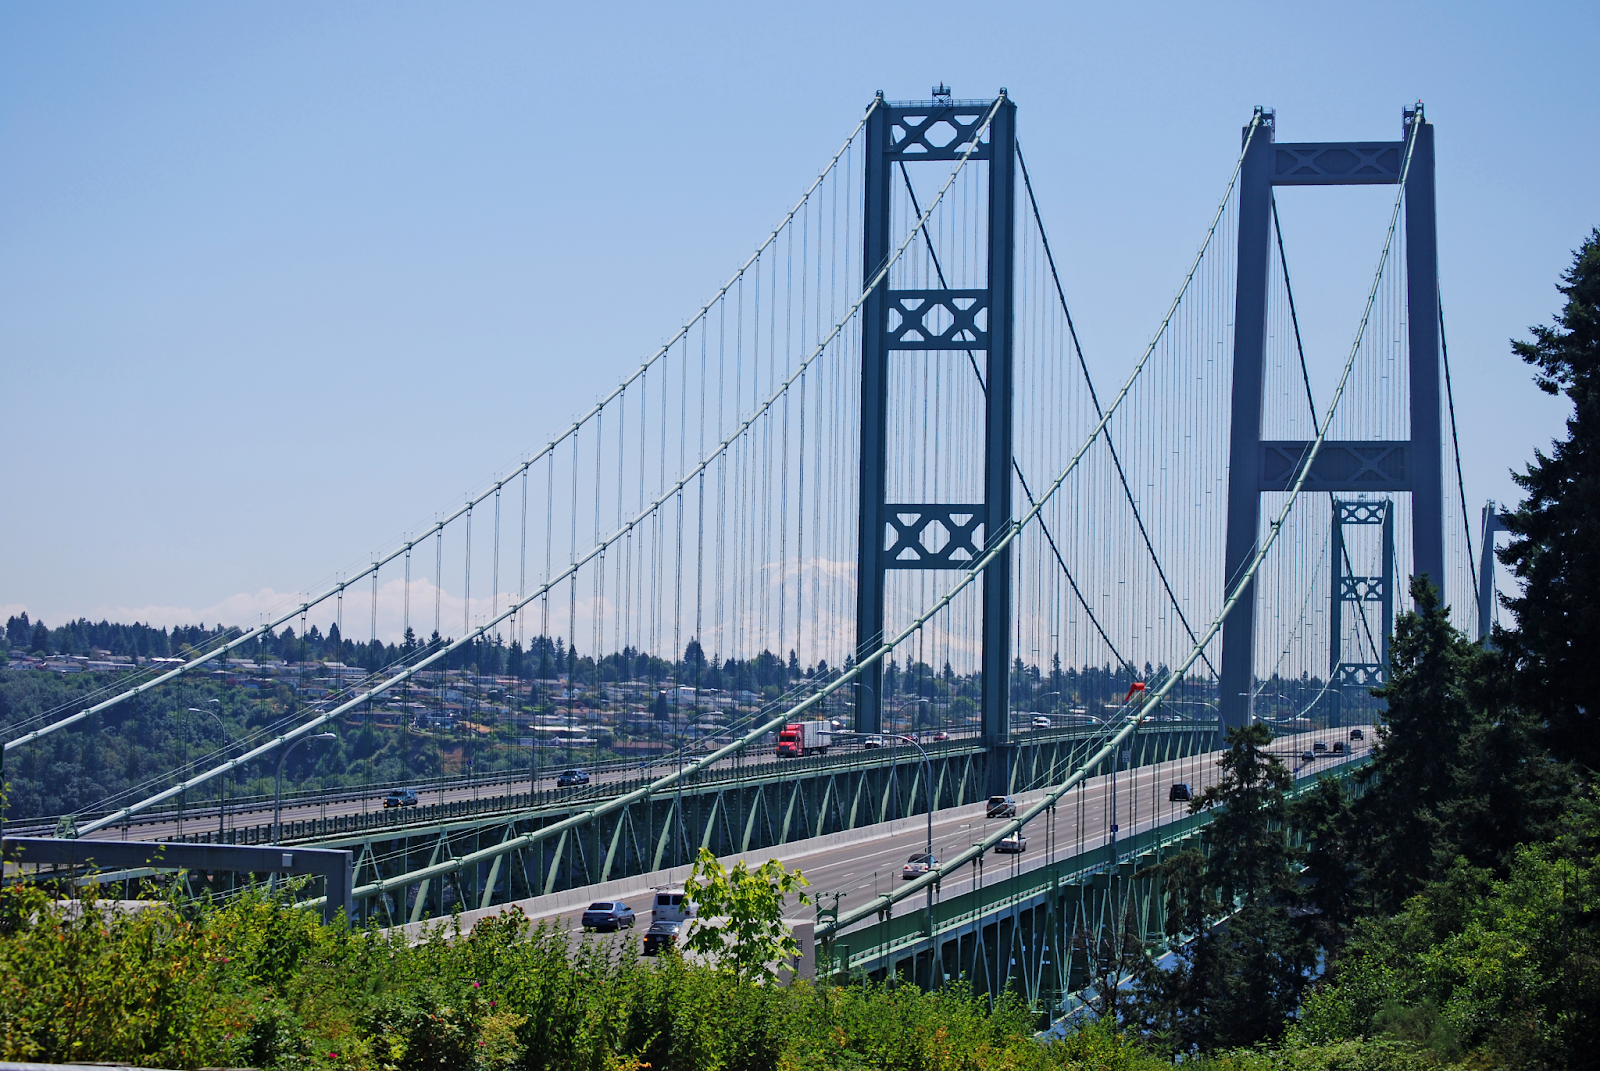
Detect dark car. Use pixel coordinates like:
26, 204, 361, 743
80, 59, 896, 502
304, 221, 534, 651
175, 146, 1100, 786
382, 788, 418, 808
1313, 741, 1328, 753
1168, 782, 1192, 803
1300, 750, 1316, 763
642, 920, 681, 956
581, 900, 635, 932
556, 769, 590, 788
986, 795, 1017, 818
1349, 728, 1365, 741
1332, 741, 1346, 755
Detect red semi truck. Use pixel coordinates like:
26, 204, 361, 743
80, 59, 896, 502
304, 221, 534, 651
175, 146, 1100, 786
776, 720, 832, 757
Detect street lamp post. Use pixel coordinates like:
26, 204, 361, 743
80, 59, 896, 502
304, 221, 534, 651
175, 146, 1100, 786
895, 731, 938, 988
274, 733, 336, 844
839, 727, 938, 984
187, 701, 227, 840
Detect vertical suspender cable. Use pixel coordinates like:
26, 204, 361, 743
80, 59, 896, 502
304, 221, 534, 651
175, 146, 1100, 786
1437, 295, 1479, 605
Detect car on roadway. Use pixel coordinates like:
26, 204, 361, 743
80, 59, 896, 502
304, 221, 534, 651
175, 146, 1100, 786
651, 887, 697, 925
986, 795, 1017, 818
1031, 715, 1052, 729
1349, 728, 1365, 741
1313, 741, 1328, 753
995, 833, 1027, 854
1300, 750, 1316, 763
1168, 782, 1192, 803
642, 920, 682, 956
581, 901, 636, 932
1332, 741, 1346, 755
902, 852, 937, 879
930, 730, 950, 742
556, 769, 590, 788
382, 788, 419, 808
862, 735, 887, 749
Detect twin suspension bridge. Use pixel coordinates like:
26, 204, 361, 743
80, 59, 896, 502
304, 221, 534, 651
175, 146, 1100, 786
3, 90, 1490, 1012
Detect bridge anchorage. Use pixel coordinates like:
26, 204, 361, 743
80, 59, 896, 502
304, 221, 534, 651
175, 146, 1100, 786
6, 93, 1482, 1021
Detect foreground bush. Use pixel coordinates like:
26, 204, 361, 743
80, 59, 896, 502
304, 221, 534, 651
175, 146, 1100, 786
0, 882, 1135, 1070
2, 882, 1514, 1071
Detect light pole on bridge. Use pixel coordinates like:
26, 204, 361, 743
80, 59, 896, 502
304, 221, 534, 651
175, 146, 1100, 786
187, 702, 227, 840
274, 733, 336, 845
838, 727, 937, 985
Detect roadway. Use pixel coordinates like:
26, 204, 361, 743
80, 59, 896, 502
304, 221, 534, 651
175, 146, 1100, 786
64, 733, 986, 842
60, 723, 1089, 843
402, 723, 1371, 944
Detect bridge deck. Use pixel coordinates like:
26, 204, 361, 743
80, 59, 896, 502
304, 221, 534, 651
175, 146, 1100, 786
389, 726, 1368, 950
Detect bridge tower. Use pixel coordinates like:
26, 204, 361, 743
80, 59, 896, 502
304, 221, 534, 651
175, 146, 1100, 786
1220, 105, 1442, 730
1327, 498, 1395, 728
1477, 501, 1508, 642
854, 90, 1017, 771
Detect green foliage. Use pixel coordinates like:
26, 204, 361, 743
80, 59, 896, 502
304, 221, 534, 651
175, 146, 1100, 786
8, 880, 1211, 1070
1193, 1036, 1448, 1070
1358, 578, 1482, 912
0, 881, 244, 1066
682, 846, 811, 983
1500, 228, 1600, 773
1289, 776, 1360, 952
1299, 790, 1600, 1069
1192, 723, 1297, 905
1133, 725, 1313, 1053
1354, 579, 1576, 914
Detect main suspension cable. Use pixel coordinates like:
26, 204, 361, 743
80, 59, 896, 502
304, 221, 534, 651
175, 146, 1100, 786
8, 98, 887, 760
1017, 141, 1217, 677
77, 96, 1008, 837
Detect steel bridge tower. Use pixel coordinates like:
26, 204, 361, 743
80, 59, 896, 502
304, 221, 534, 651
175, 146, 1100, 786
1327, 498, 1395, 728
854, 91, 1018, 781
1477, 500, 1508, 643
1220, 105, 1443, 730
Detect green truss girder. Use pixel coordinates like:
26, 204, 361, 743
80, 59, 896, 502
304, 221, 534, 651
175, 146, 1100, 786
823, 757, 1368, 1015
274, 722, 1216, 924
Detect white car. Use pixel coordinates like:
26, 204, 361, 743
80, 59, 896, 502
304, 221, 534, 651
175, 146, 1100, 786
1031, 715, 1052, 729
995, 833, 1027, 854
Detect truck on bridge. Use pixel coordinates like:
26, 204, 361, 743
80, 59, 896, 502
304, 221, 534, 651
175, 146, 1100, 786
776, 720, 831, 757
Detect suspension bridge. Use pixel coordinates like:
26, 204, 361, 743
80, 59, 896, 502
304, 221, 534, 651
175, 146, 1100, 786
3, 90, 1489, 1014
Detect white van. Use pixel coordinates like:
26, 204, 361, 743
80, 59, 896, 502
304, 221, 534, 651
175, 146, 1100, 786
652, 886, 698, 925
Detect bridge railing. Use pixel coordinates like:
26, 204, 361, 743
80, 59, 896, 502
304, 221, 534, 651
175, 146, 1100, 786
825, 751, 1371, 975
41, 721, 1210, 845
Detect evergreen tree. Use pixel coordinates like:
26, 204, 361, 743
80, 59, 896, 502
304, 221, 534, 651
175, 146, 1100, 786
1500, 229, 1600, 772
1356, 578, 1481, 911
1445, 643, 1576, 875
1133, 724, 1312, 1051
683, 638, 706, 671
1192, 723, 1298, 904
1289, 776, 1361, 954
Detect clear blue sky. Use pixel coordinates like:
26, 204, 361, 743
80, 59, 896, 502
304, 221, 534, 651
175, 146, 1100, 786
2, 0, 1594, 629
